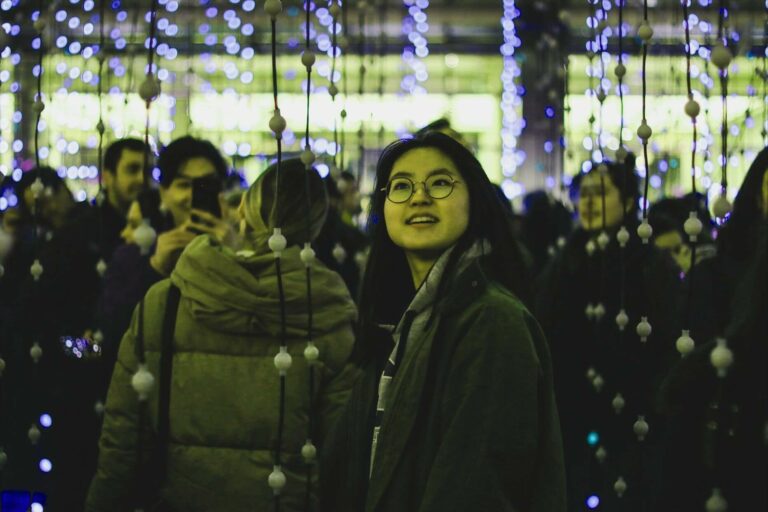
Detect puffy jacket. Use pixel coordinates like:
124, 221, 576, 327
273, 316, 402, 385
86, 235, 358, 512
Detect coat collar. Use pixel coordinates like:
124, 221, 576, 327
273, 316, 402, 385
365, 258, 491, 512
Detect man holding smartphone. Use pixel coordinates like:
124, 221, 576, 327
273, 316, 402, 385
148, 136, 232, 276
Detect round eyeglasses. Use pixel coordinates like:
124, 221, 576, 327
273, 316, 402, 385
381, 174, 462, 204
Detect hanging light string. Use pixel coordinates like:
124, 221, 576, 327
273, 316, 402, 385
94, 0, 109, 279
129, 2, 162, 509
677, 0, 704, 359
615, 0, 630, 335
329, 1, 341, 174
299, 0, 320, 508
263, 2, 291, 509
376, 0, 387, 151
356, 1, 367, 180
711, 0, 733, 220
340, 1, 349, 172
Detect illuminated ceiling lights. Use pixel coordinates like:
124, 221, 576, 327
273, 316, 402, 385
500, 0, 524, 199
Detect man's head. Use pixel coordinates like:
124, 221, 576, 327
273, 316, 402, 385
103, 138, 149, 214
157, 136, 228, 227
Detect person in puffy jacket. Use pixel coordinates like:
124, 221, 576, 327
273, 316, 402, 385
86, 158, 358, 512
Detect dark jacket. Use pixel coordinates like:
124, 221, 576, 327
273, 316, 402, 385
321, 259, 566, 512
535, 225, 681, 511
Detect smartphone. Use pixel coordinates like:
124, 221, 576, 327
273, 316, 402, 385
191, 177, 222, 219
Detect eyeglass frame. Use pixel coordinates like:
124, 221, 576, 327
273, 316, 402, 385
379, 174, 463, 204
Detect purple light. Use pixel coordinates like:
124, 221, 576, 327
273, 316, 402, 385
586, 495, 600, 509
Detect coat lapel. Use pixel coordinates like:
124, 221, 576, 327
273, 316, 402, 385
365, 315, 440, 512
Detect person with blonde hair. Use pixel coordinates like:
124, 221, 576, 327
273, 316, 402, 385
87, 158, 358, 512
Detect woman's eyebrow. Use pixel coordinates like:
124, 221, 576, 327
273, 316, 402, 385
390, 167, 455, 179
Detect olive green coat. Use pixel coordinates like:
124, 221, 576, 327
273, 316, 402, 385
321, 259, 566, 512
86, 236, 358, 512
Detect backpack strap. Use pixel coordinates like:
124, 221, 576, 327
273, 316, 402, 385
156, 283, 181, 484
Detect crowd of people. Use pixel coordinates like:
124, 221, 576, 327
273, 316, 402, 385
0, 127, 765, 511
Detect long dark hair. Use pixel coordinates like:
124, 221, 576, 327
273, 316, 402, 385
718, 145, 768, 259
355, 132, 531, 363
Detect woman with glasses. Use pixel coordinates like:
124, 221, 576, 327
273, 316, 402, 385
320, 132, 565, 511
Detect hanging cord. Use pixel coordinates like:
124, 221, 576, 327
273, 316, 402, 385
94, 0, 108, 276
299, 1, 320, 509
329, 1, 341, 174
678, 0, 704, 359
763, 4, 768, 146
377, 0, 386, 151
264, 2, 290, 510
340, 1, 349, 172
356, 2, 367, 180
710, 0, 733, 219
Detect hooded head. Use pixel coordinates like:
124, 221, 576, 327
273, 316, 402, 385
239, 157, 328, 252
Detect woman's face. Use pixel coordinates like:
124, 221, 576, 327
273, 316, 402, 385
160, 157, 217, 227
383, 147, 470, 260
577, 172, 627, 231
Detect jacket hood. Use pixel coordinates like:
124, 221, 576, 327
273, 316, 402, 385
171, 235, 357, 338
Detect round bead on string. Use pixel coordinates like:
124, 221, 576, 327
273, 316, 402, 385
585, 303, 596, 320
354, 250, 368, 268
684, 212, 703, 242
636, 316, 652, 342
329, 2, 341, 18
302, 440, 317, 462
268, 465, 286, 494
593, 303, 605, 320
30, 342, 42, 363
269, 109, 287, 137
637, 120, 652, 141
32, 99, 45, 115
301, 49, 316, 70
92, 330, 104, 354
616, 146, 628, 163
268, 228, 287, 258
300, 148, 316, 167
96, 119, 105, 135
595, 445, 607, 463
596, 88, 607, 103
274, 346, 292, 375
138, 74, 161, 103
328, 83, 339, 98
304, 341, 319, 362
710, 44, 733, 70
96, 258, 108, 277
713, 195, 733, 220
614, 63, 626, 78
264, 0, 283, 18
592, 374, 604, 392
616, 226, 630, 248
28, 424, 41, 445
637, 20, 653, 41
685, 98, 701, 119
0, 356, 5, 376
585, 239, 596, 256
300, 243, 316, 267
556, 236, 567, 249
94, 400, 105, 416
612, 393, 626, 414
332, 242, 347, 264
597, 231, 610, 250
705, 488, 728, 512
637, 220, 653, 244
634, 415, 649, 441
134, 221, 157, 256
131, 364, 155, 401
586, 367, 597, 381
676, 329, 695, 357
710, 338, 734, 378
614, 476, 627, 498
0, 447, 6, 470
